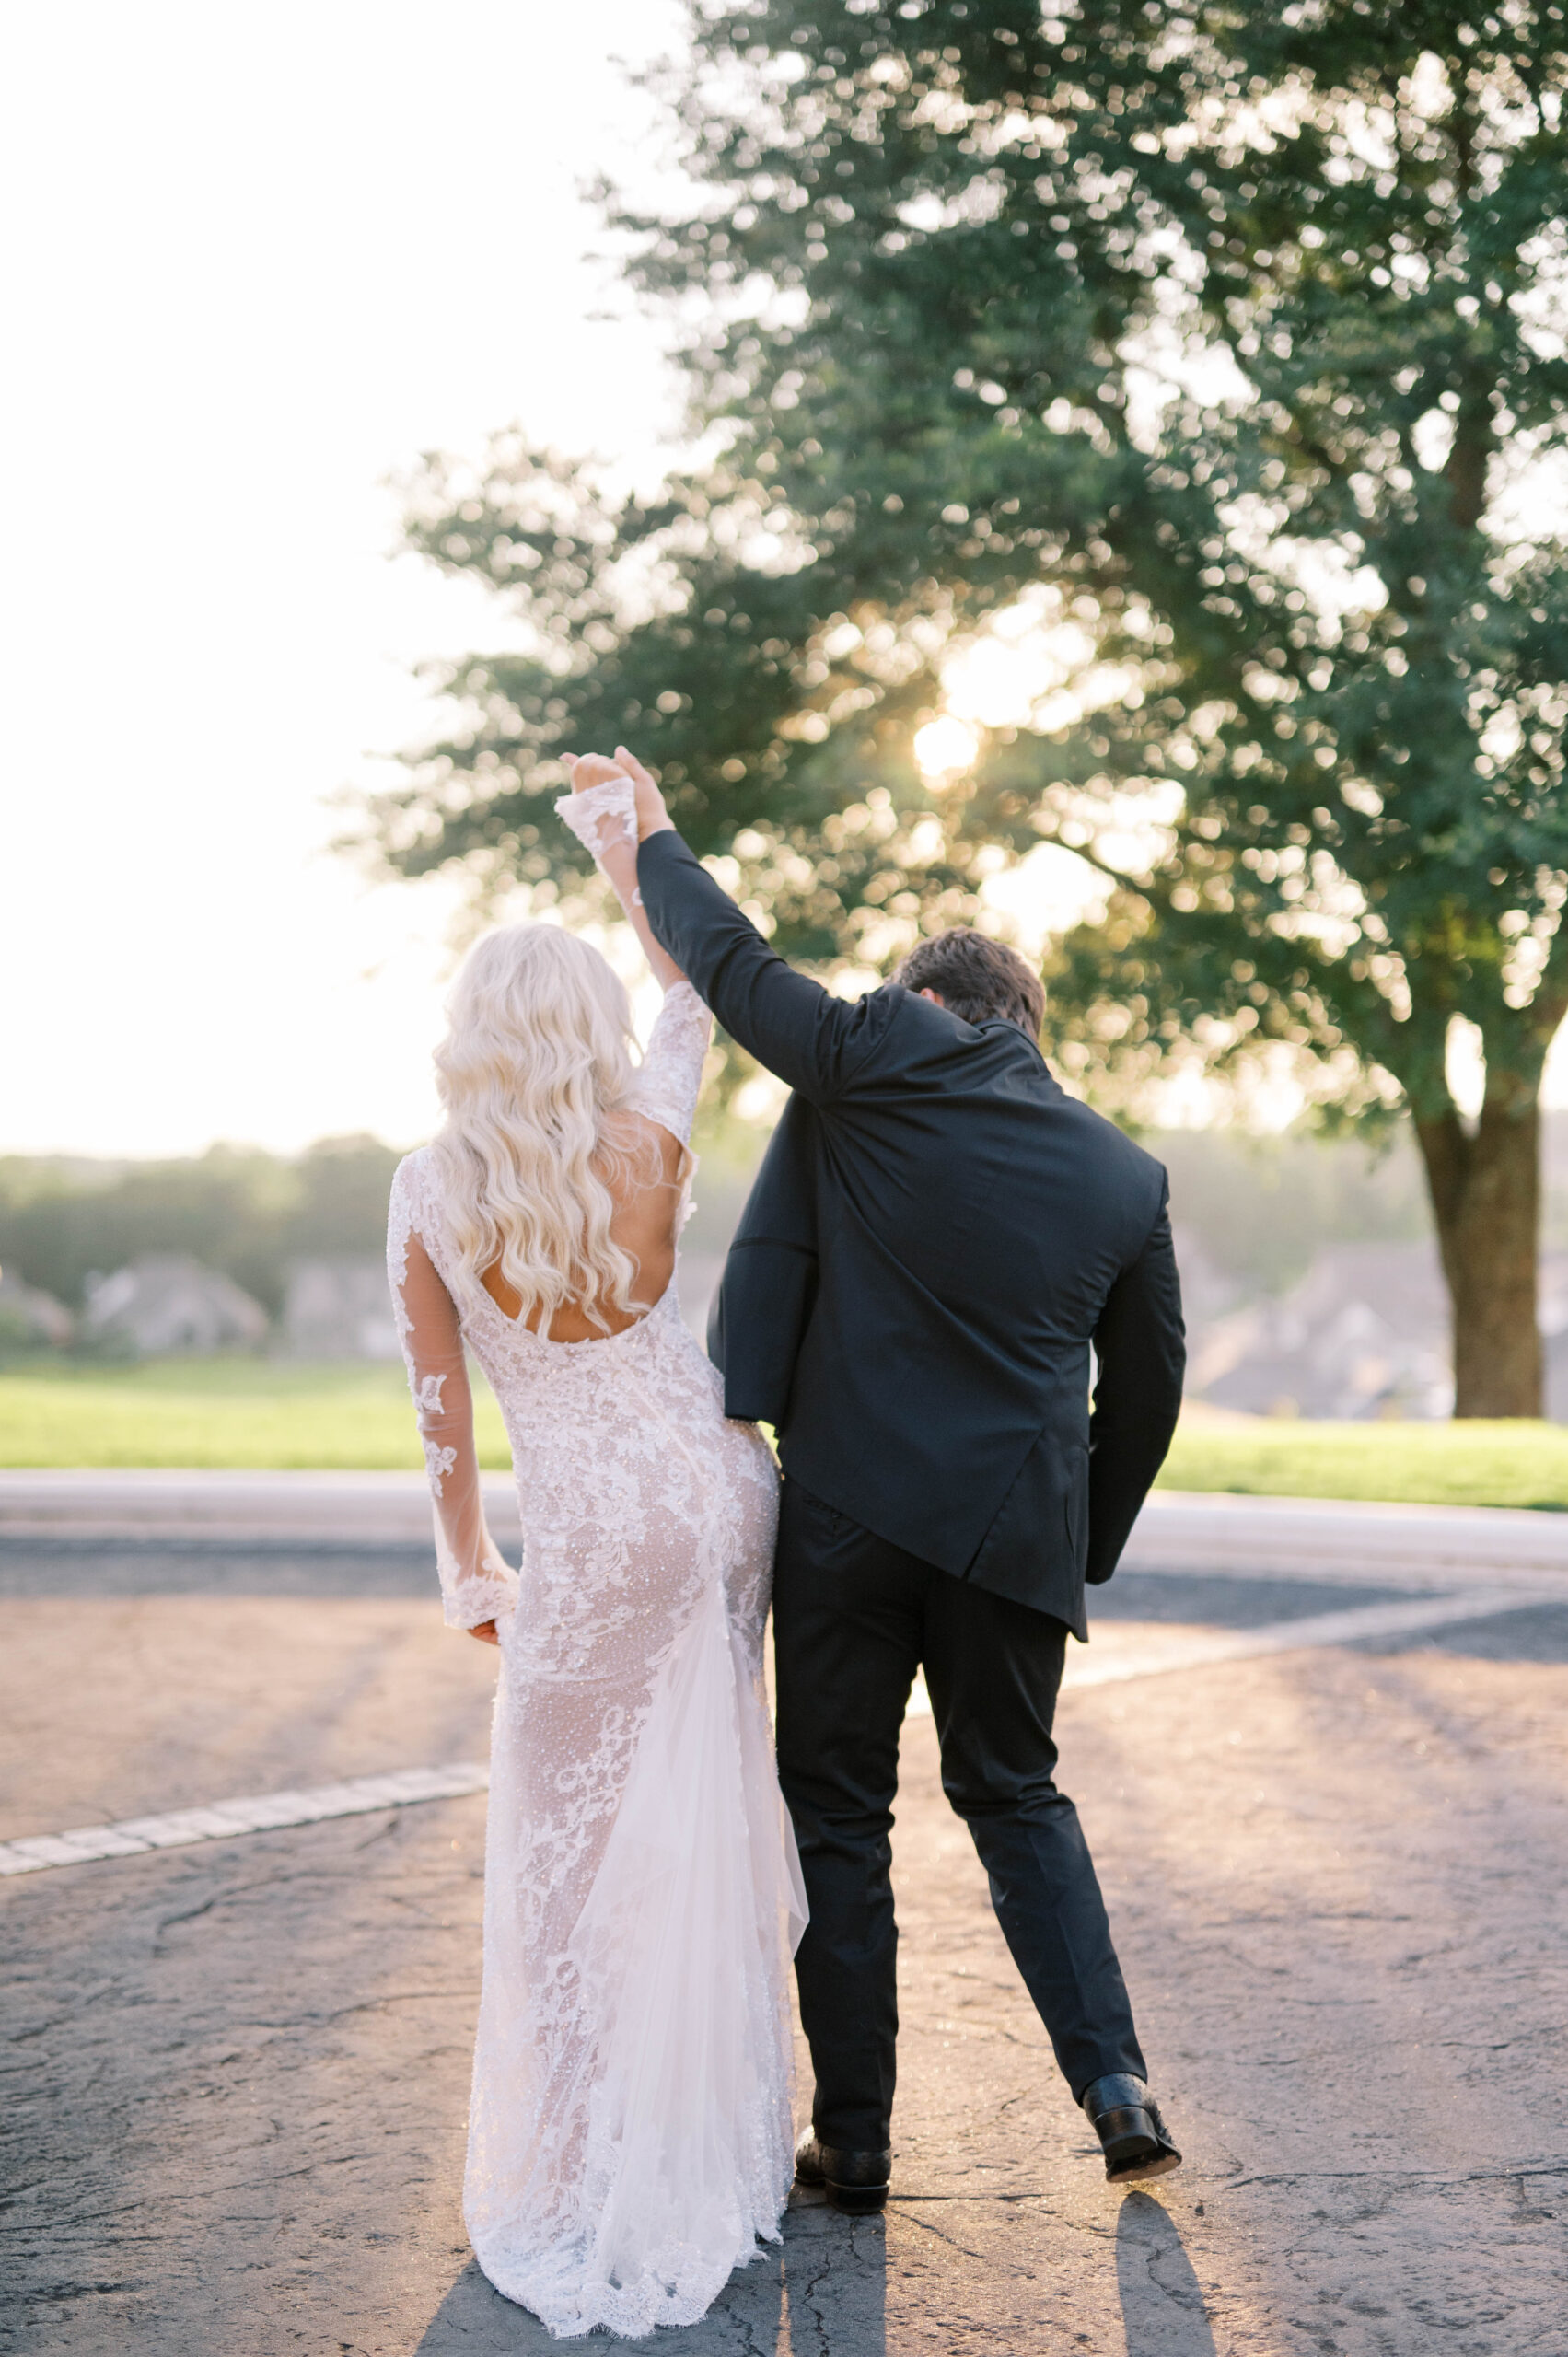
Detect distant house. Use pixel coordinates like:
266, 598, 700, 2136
1185, 1238, 1452, 1420
0, 1268, 75, 1348
1182, 1237, 1568, 1422
283, 1256, 401, 1359
82, 1256, 270, 1356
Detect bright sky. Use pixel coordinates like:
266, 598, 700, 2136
1, 6, 1557, 1156
1, 0, 686, 1157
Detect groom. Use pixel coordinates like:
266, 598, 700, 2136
618, 749, 1186, 2210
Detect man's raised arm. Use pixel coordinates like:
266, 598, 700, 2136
609, 748, 894, 1105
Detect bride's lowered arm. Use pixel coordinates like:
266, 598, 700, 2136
387, 1164, 518, 1636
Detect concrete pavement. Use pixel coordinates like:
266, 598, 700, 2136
3, 1481, 1567, 2353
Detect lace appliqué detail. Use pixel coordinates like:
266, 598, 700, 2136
423, 1437, 458, 1492
412, 1372, 455, 1492
556, 776, 638, 858
624, 981, 712, 1145
388, 1155, 519, 1631
432, 1521, 518, 1631
556, 775, 647, 904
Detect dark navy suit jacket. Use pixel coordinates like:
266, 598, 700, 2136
638, 830, 1185, 1637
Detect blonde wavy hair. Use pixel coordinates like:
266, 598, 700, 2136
429, 923, 655, 1332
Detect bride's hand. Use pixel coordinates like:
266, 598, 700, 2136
468, 1619, 500, 1647
559, 750, 628, 794
560, 747, 672, 841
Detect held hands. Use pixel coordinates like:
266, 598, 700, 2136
561, 746, 674, 842
559, 750, 623, 793
556, 745, 686, 990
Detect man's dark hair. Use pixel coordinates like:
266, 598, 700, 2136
894, 929, 1046, 1037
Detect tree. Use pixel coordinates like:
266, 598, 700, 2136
369, 2, 1568, 1416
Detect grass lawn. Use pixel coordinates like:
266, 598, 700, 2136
6, 1360, 1568, 1508
1156, 1408, 1568, 1511
0, 1358, 512, 1471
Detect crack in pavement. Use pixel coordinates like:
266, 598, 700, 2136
1222, 2159, 1568, 2189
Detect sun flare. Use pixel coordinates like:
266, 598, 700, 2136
912, 714, 980, 780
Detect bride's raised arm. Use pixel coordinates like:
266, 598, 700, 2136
557, 754, 685, 993
557, 755, 713, 1150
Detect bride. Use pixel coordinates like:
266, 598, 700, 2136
386, 755, 806, 2337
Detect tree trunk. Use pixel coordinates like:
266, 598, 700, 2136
1414, 1090, 1542, 1418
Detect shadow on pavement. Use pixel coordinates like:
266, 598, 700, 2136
1115, 2192, 1216, 2356
1376, 1601, 1568, 1662
412, 2208, 886, 2355
412, 2263, 556, 2354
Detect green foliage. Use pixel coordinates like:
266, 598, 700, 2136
0, 1307, 48, 1354
0, 1136, 403, 1318
368, 0, 1568, 1135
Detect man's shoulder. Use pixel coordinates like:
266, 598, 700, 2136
874, 981, 997, 1054
1051, 1095, 1168, 1191
813, 978, 908, 1061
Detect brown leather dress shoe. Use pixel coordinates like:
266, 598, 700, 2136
1081, 2073, 1182, 2183
795, 2129, 892, 2213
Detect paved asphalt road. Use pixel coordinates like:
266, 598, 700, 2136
3, 1484, 1566, 2355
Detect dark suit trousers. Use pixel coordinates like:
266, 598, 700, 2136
773, 1478, 1146, 2149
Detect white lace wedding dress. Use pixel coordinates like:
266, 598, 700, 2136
387, 942, 805, 2335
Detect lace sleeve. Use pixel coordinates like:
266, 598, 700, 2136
556, 775, 639, 877
624, 982, 713, 1147
388, 1160, 519, 1631
557, 772, 688, 994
